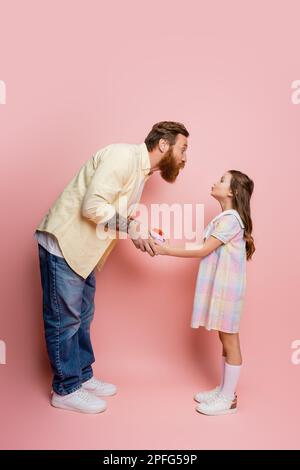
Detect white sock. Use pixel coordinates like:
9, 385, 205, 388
221, 362, 241, 400
219, 356, 226, 388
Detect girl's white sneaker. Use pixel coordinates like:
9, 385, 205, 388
196, 392, 237, 416
51, 387, 107, 414
194, 386, 221, 404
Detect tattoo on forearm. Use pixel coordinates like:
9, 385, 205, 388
104, 213, 133, 233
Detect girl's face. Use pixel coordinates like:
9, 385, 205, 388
211, 172, 233, 200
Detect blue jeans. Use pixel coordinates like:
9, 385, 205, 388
37, 244, 96, 395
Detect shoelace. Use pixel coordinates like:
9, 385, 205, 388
88, 377, 103, 387
205, 393, 220, 404
205, 391, 232, 405
76, 388, 93, 402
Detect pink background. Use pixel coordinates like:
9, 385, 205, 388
1, 0, 300, 450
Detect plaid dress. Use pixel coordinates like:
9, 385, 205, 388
191, 209, 247, 333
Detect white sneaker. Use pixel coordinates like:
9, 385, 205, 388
82, 377, 117, 397
196, 392, 237, 416
194, 386, 221, 404
51, 387, 107, 414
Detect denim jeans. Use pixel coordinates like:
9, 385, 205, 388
37, 244, 96, 395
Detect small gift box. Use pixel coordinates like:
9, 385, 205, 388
150, 228, 166, 245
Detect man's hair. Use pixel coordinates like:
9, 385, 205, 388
144, 121, 189, 151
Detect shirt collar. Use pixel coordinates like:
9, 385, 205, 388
213, 209, 245, 228
139, 142, 151, 175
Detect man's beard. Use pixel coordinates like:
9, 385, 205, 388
158, 147, 185, 183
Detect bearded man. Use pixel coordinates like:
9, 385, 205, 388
34, 121, 189, 413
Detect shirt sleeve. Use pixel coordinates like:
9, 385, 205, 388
210, 214, 242, 244
81, 145, 134, 225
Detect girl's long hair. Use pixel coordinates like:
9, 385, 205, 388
229, 170, 255, 260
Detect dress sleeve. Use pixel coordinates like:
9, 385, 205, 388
210, 214, 242, 244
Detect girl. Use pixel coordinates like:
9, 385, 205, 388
154, 170, 255, 415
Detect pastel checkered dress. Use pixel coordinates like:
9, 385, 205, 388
191, 209, 247, 333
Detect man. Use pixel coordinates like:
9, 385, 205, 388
35, 121, 189, 413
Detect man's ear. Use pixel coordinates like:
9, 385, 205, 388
158, 138, 169, 153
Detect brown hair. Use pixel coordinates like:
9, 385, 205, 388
229, 170, 255, 260
145, 121, 189, 151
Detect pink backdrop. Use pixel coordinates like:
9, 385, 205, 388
0, 0, 299, 450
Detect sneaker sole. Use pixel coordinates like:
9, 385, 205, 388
196, 407, 237, 416
83, 389, 117, 397
51, 401, 107, 414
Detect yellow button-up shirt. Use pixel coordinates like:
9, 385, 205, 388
35, 142, 151, 279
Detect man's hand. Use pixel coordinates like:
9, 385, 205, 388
128, 220, 158, 257
131, 237, 158, 257
152, 241, 169, 255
